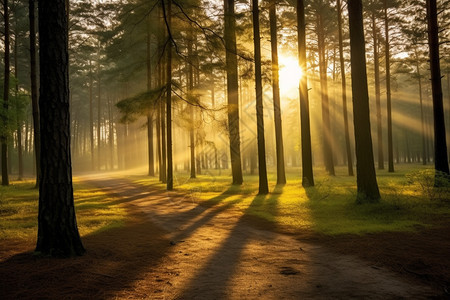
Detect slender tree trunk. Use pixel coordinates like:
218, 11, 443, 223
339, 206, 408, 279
14, 27, 23, 180
89, 60, 94, 170
30, 0, 40, 186
348, 0, 380, 202
297, 0, 314, 187
147, 15, 154, 176
162, 0, 173, 190
372, 12, 384, 170
36, 0, 84, 257
269, 0, 286, 184
188, 31, 196, 179
97, 63, 102, 170
252, 0, 269, 194
383, 0, 394, 172
416, 58, 427, 165
224, 0, 243, 185
316, 11, 335, 176
426, 0, 450, 176
337, 0, 353, 176
2, 0, 10, 186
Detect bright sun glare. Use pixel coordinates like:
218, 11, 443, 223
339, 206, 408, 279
278, 55, 302, 99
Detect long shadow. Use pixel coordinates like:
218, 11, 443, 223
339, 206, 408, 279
177, 192, 279, 299
0, 208, 170, 299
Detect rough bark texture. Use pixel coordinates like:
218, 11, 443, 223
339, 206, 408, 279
2, 0, 10, 186
252, 0, 269, 195
36, 0, 85, 257
426, 0, 450, 176
348, 0, 380, 202
29, 0, 41, 186
337, 0, 353, 176
224, 0, 243, 185
269, 0, 286, 185
297, 0, 314, 187
383, 0, 394, 173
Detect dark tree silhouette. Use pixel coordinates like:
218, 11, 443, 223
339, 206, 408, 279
426, 0, 450, 177
347, 0, 380, 202
297, 0, 314, 187
35, 0, 85, 256
252, 0, 269, 195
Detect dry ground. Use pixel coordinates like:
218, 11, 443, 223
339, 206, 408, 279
1, 175, 448, 299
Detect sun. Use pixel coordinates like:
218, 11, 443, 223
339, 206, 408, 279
278, 55, 302, 99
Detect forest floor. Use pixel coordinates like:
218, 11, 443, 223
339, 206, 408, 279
1, 173, 449, 299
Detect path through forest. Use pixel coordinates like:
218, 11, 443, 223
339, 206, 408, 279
80, 174, 436, 299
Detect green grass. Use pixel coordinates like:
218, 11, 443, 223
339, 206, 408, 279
129, 164, 450, 236
0, 178, 126, 241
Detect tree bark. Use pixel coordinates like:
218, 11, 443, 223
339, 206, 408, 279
224, 0, 243, 185
348, 0, 380, 202
147, 14, 154, 176
426, 0, 450, 176
297, 0, 314, 187
36, 0, 85, 257
252, 0, 269, 194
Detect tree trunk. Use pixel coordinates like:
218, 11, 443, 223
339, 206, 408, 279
297, 0, 314, 187
147, 15, 155, 176
252, 0, 269, 194
269, 0, 286, 185
2, 0, 10, 186
426, 0, 450, 176
337, 0, 353, 176
97, 63, 102, 170
383, 0, 394, 172
36, 0, 84, 257
89, 60, 95, 170
416, 58, 427, 165
162, 0, 173, 190
14, 26, 23, 180
348, 0, 380, 202
372, 12, 384, 170
224, 0, 243, 185
188, 30, 196, 179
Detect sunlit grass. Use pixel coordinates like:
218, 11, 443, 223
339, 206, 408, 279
129, 164, 450, 236
0, 178, 126, 241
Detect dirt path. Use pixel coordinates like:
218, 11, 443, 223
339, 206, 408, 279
79, 175, 437, 299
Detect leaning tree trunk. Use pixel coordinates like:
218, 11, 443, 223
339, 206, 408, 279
36, 0, 85, 257
224, 0, 243, 185
426, 0, 450, 176
297, 0, 314, 187
337, 0, 353, 176
2, 0, 10, 186
348, 0, 380, 202
252, 0, 269, 195
269, 0, 286, 185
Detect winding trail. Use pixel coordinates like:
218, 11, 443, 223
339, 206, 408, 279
82, 174, 436, 299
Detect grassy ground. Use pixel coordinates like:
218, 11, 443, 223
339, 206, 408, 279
0, 178, 126, 241
129, 164, 450, 235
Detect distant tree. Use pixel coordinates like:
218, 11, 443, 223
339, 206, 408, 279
347, 0, 380, 202
35, 0, 85, 256
297, 0, 314, 187
252, 0, 269, 194
2, 0, 10, 186
224, 0, 243, 185
269, 0, 286, 185
426, 0, 450, 177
